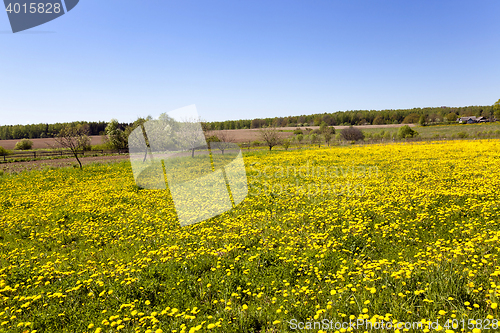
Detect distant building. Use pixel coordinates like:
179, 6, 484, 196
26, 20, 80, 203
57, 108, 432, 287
457, 116, 487, 124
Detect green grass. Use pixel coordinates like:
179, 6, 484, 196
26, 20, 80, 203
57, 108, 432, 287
361, 122, 500, 140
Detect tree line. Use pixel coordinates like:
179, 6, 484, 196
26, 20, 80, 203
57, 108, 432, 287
0, 121, 130, 140
206, 104, 498, 130
1, 103, 499, 140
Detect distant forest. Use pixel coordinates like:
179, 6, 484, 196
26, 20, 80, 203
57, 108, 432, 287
0, 105, 496, 140
206, 105, 497, 130
0, 121, 130, 141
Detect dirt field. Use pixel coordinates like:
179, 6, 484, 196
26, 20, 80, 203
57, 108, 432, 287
0, 136, 104, 150
0, 155, 128, 174
210, 123, 415, 143
0, 124, 415, 148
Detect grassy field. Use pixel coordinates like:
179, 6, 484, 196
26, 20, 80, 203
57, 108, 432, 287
362, 122, 500, 140
1, 140, 500, 332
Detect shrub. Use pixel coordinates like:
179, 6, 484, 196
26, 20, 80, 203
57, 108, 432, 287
0, 146, 9, 156
77, 135, 92, 151
205, 135, 221, 143
397, 125, 418, 139
457, 131, 468, 139
14, 139, 33, 150
251, 140, 261, 147
340, 126, 365, 141
293, 129, 303, 135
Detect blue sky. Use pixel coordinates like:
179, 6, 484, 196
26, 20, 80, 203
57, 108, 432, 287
1, 0, 499, 125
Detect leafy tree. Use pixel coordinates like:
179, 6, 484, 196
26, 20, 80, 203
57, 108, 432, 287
397, 125, 419, 139
296, 134, 304, 145
310, 133, 320, 147
0, 146, 10, 156
104, 119, 128, 149
340, 126, 365, 141
319, 121, 328, 133
402, 113, 420, 124
445, 113, 458, 122
373, 116, 384, 125
418, 115, 427, 126
324, 131, 333, 146
493, 99, 500, 120
282, 139, 291, 150
320, 125, 335, 146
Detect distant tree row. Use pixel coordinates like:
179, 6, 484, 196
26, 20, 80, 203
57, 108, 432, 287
205, 104, 498, 130
2, 103, 499, 140
0, 121, 130, 140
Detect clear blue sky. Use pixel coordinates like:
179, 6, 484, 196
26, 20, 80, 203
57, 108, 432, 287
1, 0, 499, 125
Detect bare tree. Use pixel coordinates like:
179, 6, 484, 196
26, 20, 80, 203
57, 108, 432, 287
340, 126, 365, 141
54, 124, 90, 170
212, 130, 235, 154
259, 122, 282, 151
175, 117, 206, 158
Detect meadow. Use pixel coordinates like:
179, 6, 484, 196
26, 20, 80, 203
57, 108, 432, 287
1, 140, 500, 332
361, 122, 500, 141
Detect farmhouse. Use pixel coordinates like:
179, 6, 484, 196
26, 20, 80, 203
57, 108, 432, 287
457, 116, 488, 124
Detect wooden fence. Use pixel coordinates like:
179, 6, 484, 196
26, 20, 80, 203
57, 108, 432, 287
0, 149, 129, 163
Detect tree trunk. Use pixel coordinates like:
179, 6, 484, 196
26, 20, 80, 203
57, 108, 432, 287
74, 152, 82, 170
191, 148, 195, 158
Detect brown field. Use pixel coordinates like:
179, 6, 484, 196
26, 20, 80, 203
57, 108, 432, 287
210, 123, 415, 143
0, 124, 416, 149
0, 136, 104, 150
